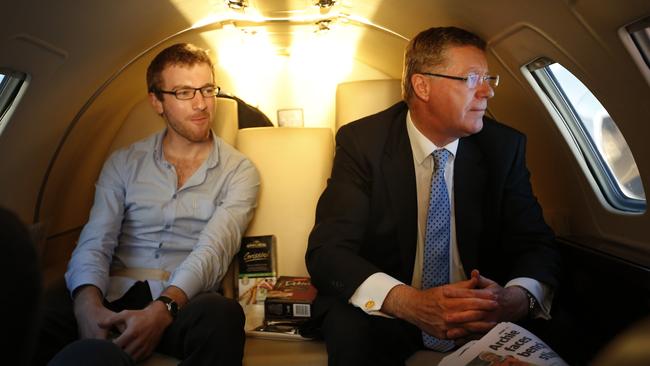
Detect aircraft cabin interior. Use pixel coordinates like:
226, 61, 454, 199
1, 0, 649, 365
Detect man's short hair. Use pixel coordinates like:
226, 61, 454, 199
147, 43, 214, 100
402, 27, 486, 102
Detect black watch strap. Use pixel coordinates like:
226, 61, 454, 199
155, 295, 178, 318
518, 287, 537, 316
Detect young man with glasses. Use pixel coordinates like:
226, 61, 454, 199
35, 43, 260, 366
306, 27, 561, 365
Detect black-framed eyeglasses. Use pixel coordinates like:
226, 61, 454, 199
419, 72, 499, 89
157, 86, 220, 100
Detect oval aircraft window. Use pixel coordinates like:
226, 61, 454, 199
0, 69, 28, 137
527, 60, 646, 212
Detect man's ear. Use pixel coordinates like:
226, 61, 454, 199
149, 92, 164, 116
411, 74, 430, 102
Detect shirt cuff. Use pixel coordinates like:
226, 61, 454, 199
349, 272, 403, 317
65, 271, 108, 299
505, 277, 554, 320
168, 269, 200, 300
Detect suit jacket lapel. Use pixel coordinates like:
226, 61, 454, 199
454, 137, 486, 276
382, 108, 418, 282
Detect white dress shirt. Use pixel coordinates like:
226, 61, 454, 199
349, 112, 552, 319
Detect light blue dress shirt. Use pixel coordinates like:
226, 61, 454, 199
65, 129, 260, 302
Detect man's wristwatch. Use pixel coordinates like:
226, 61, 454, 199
519, 287, 537, 316
155, 295, 179, 318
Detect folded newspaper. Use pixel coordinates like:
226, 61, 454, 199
440, 322, 568, 366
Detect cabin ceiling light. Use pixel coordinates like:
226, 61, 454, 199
315, 0, 336, 9
226, 0, 247, 10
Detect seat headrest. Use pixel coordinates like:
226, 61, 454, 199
336, 79, 402, 130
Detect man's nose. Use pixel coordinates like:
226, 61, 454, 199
191, 91, 207, 109
476, 81, 495, 99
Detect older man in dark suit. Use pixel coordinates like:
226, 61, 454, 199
306, 27, 561, 365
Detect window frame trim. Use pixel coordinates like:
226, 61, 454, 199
522, 61, 645, 214
618, 16, 650, 87
0, 68, 30, 137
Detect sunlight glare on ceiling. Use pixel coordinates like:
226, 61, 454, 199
206, 20, 359, 127
167, 0, 385, 127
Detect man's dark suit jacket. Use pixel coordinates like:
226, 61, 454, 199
306, 101, 561, 316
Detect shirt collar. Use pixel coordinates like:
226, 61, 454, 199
153, 129, 220, 170
406, 111, 458, 166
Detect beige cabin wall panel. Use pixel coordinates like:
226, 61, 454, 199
351, 25, 407, 80
488, 25, 586, 237
366, 0, 456, 42
0, 39, 120, 225
569, 0, 650, 36
0, 33, 86, 224
486, 60, 573, 237
38, 67, 143, 236
41, 229, 81, 288
367, 0, 576, 43
0, 0, 194, 224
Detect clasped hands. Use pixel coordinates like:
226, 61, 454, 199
384, 269, 529, 343
73, 286, 173, 361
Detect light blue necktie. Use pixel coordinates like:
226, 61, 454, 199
422, 149, 455, 351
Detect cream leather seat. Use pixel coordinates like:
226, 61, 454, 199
236, 127, 334, 278
336, 79, 402, 130
235, 127, 334, 366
